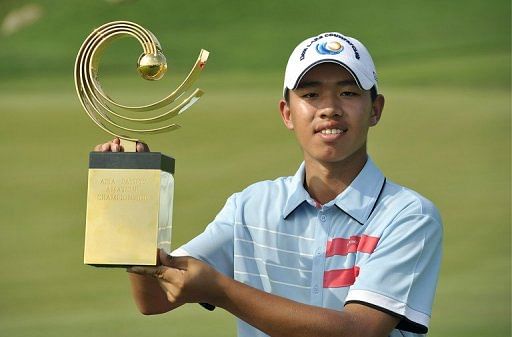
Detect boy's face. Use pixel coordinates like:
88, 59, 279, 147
279, 63, 384, 166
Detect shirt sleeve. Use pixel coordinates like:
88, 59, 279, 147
171, 194, 236, 277
345, 208, 443, 334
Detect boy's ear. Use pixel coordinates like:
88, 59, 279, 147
369, 94, 385, 126
279, 99, 294, 130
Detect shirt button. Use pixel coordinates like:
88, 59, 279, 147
320, 215, 327, 222
315, 248, 322, 256
312, 285, 319, 294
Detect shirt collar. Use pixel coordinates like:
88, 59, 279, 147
283, 157, 386, 225
283, 162, 310, 218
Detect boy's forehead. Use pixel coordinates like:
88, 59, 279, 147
298, 62, 357, 85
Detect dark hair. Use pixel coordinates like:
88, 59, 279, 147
284, 85, 378, 104
370, 86, 378, 102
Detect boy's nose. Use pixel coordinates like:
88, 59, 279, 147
319, 98, 343, 119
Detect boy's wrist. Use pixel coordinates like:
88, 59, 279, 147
209, 270, 233, 309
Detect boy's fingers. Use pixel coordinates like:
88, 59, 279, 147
93, 138, 147, 153
128, 266, 159, 276
158, 249, 172, 266
101, 143, 111, 152
136, 142, 150, 152
112, 143, 121, 152
168, 256, 190, 269
128, 266, 180, 281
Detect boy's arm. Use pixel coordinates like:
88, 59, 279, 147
217, 270, 399, 337
129, 253, 399, 337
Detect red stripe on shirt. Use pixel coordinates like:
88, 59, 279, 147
323, 266, 360, 288
325, 235, 379, 257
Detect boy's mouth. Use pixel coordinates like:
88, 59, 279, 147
320, 128, 346, 135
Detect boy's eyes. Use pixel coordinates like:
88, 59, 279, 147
301, 92, 319, 98
300, 91, 358, 98
340, 91, 358, 97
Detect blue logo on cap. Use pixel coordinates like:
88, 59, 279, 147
316, 41, 344, 55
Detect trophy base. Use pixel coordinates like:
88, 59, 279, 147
84, 152, 175, 266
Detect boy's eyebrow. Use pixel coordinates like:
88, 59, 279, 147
295, 79, 358, 89
295, 81, 321, 89
337, 79, 358, 86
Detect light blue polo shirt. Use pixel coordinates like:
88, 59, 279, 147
173, 157, 443, 337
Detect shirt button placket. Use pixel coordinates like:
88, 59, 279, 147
311, 209, 328, 305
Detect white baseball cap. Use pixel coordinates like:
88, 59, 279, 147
283, 32, 378, 96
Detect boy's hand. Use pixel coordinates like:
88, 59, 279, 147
93, 137, 150, 152
128, 250, 224, 309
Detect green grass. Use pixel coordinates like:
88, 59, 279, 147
0, 0, 509, 79
0, 0, 510, 336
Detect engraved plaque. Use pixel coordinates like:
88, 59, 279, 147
84, 152, 174, 266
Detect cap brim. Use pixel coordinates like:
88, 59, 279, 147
286, 59, 375, 92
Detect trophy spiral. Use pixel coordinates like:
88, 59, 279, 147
75, 21, 209, 266
74, 20, 209, 151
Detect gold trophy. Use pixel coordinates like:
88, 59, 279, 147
74, 21, 209, 266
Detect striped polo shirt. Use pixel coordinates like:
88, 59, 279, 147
173, 157, 443, 337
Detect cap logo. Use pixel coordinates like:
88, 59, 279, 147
316, 41, 343, 55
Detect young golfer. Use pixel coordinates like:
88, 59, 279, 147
98, 32, 442, 337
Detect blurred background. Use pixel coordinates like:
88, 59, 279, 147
0, 0, 509, 336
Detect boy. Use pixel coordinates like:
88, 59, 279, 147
98, 32, 442, 337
